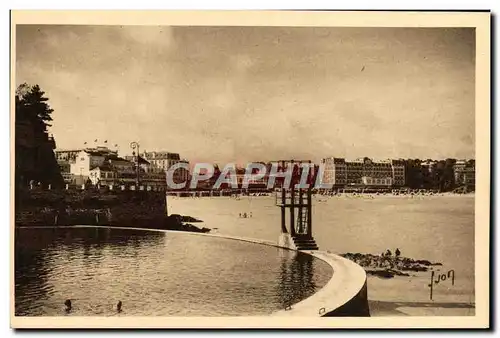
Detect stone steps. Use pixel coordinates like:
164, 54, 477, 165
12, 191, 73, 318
292, 236, 319, 250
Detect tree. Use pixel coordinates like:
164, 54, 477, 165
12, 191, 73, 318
443, 158, 457, 191
16, 84, 54, 131
403, 159, 424, 189
15, 83, 63, 188
432, 159, 456, 192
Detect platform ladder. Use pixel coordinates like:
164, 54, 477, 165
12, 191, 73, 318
276, 187, 319, 251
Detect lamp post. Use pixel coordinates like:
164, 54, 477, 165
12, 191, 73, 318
130, 141, 140, 187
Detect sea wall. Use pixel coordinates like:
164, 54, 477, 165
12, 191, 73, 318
15, 186, 168, 228
322, 279, 370, 317
271, 250, 370, 317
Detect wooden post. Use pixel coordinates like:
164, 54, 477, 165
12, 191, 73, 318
429, 270, 434, 300
298, 188, 303, 234
307, 187, 312, 237
290, 186, 296, 237
281, 188, 287, 233
165, 191, 169, 217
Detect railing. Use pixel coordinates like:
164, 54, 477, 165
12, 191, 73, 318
275, 190, 311, 206
26, 183, 167, 192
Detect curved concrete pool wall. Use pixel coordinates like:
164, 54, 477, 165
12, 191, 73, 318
271, 250, 370, 317
26, 225, 370, 317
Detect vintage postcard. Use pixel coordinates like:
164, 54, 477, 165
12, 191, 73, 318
10, 10, 490, 329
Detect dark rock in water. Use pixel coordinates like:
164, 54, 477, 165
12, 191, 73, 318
386, 269, 410, 277
183, 223, 210, 233
340, 251, 441, 279
164, 215, 210, 233
401, 265, 428, 272
366, 269, 394, 279
169, 214, 203, 223
180, 215, 203, 223
366, 268, 410, 279
168, 214, 183, 223
415, 259, 432, 266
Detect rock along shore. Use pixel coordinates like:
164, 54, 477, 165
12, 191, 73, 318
340, 251, 442, 279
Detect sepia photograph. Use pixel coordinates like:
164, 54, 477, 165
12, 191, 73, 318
10, 10, 490, 329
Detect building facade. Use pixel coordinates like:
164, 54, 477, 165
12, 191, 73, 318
142, 151, 190, 187
391, 159, 406, 186
56, 147, 119, 185
453, 159, 475, 188
55, 149, 82, 163
361, 176, 393, 186
266, 160, 315, 189
61, 146, 165, 187
321, 157, 406, 188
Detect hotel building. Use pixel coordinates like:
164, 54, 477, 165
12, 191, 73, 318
453, 159, 475, 188
141, 151, 190, 187
321, 157, 406, 188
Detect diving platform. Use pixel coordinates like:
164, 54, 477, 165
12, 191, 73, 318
276, 188, 318, 251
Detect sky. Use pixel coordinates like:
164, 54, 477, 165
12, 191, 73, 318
15, 25, 475, 164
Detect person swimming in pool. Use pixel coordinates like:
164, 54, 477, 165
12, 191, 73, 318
64, 299, 72, 313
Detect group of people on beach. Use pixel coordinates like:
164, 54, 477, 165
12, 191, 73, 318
238, 212, 252, 218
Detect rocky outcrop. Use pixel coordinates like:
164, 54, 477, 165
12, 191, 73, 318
340, 252, 442, 279
164, 214, 210, 233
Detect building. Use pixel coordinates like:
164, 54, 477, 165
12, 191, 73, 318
321, 158, 347, 187
124, 155, 156, 173
321, 157, 406, 188
55, 149, 82, 163
56, 146, 120, 185
67, 146, 165, 187
453, 159, 475, 188
88, 161, 166, 187
391, 159, 406, 186
88, 163, 116, 186
245, 162, 269, 189
345, 158, 394, 187
267, 160, 315, 189
58, 162, 72, 184
361, 176, 393, 187
70, 149, 109, 183
142, 151, 190, 187
56, 150, 81, 184
174, 159, 191, 185
141, 151, 179, 171
232, 164, 268, 190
